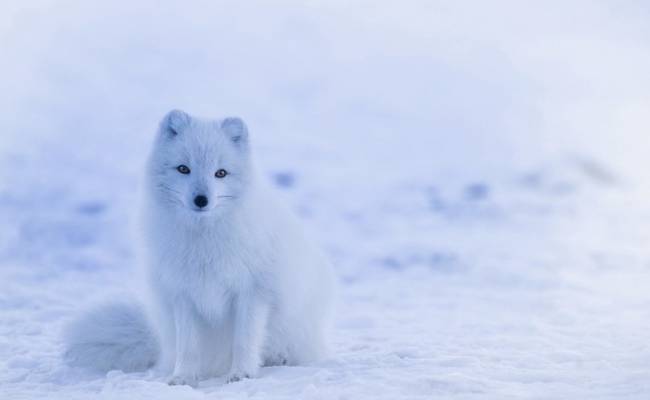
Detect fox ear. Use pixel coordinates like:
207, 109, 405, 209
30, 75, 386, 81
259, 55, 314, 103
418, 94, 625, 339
160, 109, 190, 137
221, 117, 249, 147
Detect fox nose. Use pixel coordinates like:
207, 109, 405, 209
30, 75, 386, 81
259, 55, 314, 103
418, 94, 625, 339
194, 195, 208, 208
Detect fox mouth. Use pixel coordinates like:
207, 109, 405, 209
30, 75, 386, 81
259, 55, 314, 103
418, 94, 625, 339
187, 196, 236, 213
189, 206, 212, 214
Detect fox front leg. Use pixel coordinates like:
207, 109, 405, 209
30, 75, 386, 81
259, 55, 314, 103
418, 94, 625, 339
168, 301, 206, 387
226, 294, 270, 383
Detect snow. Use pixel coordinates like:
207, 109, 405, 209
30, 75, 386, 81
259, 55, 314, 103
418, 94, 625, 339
2, 1, 650, 398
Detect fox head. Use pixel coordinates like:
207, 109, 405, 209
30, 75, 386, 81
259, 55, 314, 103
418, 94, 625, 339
146, 110, 252, 218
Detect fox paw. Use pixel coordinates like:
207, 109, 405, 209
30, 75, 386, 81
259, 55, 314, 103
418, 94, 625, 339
168, 375, 198, 387
226, 372, 251, 383
264, 353, 289, 367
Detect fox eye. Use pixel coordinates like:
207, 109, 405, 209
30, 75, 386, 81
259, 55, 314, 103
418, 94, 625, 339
177, 165, 190, 174
215, 169, 228, 178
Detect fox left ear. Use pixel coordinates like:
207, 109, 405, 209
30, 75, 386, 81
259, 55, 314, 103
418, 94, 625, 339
221, 117, 249, 147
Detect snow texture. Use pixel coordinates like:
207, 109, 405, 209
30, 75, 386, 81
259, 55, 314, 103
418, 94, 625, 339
2, 1, 650, 399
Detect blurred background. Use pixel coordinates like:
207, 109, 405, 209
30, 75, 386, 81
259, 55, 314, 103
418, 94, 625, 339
2, 1, 650, 399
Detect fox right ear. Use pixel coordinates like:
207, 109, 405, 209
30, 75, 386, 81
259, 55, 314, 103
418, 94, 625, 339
220, 117, 249, 149
160, 109, 190, 137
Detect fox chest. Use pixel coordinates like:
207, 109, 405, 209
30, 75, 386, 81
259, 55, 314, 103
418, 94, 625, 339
155, 243, 256, 322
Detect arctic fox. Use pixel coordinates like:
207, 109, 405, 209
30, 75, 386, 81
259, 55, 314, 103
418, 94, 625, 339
64, 110, 336, 386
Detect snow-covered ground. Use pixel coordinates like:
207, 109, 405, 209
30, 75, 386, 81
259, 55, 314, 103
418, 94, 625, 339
2, 1, 650, 398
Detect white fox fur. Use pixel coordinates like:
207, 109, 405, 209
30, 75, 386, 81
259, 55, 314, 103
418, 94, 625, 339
64, 302, 159, 372
64, 110, 336, 386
